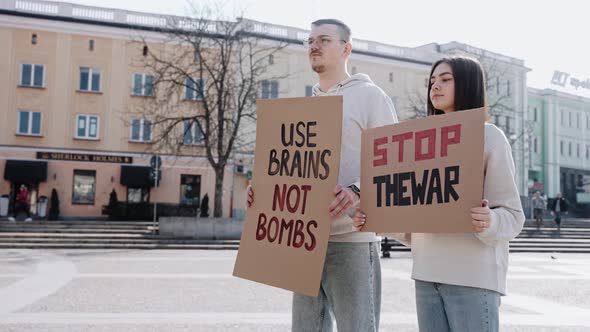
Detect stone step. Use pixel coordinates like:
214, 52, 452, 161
0, 242, 240, 250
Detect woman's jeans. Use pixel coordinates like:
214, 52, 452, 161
415, 280, 500, 332
292, 241, 381, 332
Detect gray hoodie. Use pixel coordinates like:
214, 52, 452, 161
313, 73, 398, 242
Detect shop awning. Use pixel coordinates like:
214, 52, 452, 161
3, 160, 47, 183
120, 165, 153, 188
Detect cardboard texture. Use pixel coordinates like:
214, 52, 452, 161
233, 96, 343, 297
360, 107, 486, 233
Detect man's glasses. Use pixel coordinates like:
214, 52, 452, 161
303, 36, 347, 49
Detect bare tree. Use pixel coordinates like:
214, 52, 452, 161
129, 6, 288, 217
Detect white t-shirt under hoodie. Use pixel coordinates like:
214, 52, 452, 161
312, 74, 398, 243
392, 122, 526, 295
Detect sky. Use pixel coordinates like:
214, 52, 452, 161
46, 0, 589, 98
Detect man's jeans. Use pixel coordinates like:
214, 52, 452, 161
415, 280, 500, 332
292, 241, 381, 332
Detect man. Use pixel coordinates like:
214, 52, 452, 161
532, 191, 546, 230
550, 192, 569, 231
9, 185, 32, 222
247, 19, 397, 331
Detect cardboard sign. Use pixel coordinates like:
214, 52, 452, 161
360, 108, 486, 233
233, 96, 342, 296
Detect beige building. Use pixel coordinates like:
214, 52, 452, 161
0, 0, 527, 219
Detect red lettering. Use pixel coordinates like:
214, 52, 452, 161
292, 220, 305, 248
272, 184, 287, 212
267, 216, 279, 242
373, 137, 388, 166
286, 185, 300, 213
256, 213, 267, 240
278, 219, 294, 246
441, 124, 461, 157
415, 129, 436, 161
305, 220, 318, 251
300, 185, 312, 214
392, 132, 413, 162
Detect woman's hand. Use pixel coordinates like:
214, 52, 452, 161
471, 199, 491, 233
246, 185, 254, 208
352, 208, 367, 231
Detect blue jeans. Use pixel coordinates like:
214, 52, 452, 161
292, 241, 381, 332
415, 280, 500, 332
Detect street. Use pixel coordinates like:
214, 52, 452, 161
0, 249, 589, 331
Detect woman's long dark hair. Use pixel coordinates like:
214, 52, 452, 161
427, 56, 487, 116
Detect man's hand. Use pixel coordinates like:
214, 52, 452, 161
246, 185, 254, 208
328, 185, 359, 217
352, 208, 366, 231
471, 199, 491, 233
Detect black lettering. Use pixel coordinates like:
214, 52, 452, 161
281, 123, 293, 147
373, 175, 389, 207
295, 121, 305, 147
280, 150, 290, 176
319, 150, 331, 180
426, 168, 442, 204
412, 170, 429, 205
398, 172, 412, 206
444, 166, 460, 202
268, 149, 279, 176
307, 121, 317, 147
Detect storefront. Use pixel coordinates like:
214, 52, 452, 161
0, 148, 232, 219
2, 159, 47, 216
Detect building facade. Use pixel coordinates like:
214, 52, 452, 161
0, 0, 532, 219
528, 87, 590, 214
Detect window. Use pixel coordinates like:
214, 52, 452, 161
560, 140, 564, 156
89, 39, 94, 51
76, 114, 99, 139
533, 107, 538, 122
587, 115, 589, 129
17, 111, 42, 136
185, 78, 204, 100
305, 85, 313, 97
494, 115, 501, 126
180, 174, 201, 206
128, 187, 149, 203
130, 118, 152, 142
183, 120, 204, 145
389, 72, 394, 83
587, 145, 589, 160
577, 143, 581, 158
269, 54, 274, 65
569, 112, 572, 127
577, 113, 581, 128
569, 142, 572, 157
132, 73, 154, 96
424, 77, 429, 88
72, 170, 96, 204
505, 117, 511, 133
142, 45, 148, 57
79, 67, 101, 92
20, 64, 44, 88
506, 80, 510, 96
496, 77, 500, 94
561, 110, 564, 125
533, 137, 538, 154
31, 33, 37, 45
261, 80, 278, 99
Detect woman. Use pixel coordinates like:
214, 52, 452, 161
354, 56, 525, 331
